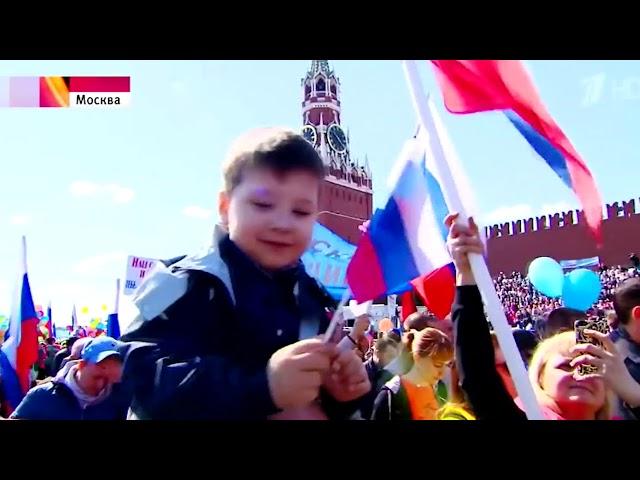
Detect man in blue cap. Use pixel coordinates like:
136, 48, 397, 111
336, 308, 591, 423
11, 336, 129, 420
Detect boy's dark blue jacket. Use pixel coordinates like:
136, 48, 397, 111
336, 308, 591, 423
120, 226, 360, 420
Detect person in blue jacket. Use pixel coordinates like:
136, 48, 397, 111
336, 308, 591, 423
120, 127, 370, 420
11, 336, 129, 420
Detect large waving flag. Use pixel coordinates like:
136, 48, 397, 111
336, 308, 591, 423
0, 237, 40, 413
430, 60, 603, 240
346, 132, 457, 318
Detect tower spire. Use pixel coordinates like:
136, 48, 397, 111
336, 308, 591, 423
299, 60, 372, 244
309, 60, 332, 77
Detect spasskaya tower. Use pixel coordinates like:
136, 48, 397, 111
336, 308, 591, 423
300, 60, 373, 244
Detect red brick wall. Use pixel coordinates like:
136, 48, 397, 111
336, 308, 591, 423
318, 179, 372, 244
485, 198, 640, 275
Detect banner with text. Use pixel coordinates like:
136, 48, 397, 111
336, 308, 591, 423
559, 256, 600, 271
301, 222, 356, 300
124, 255, 159, 296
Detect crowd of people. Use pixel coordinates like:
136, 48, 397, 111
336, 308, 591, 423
495, 265, 640, 331
1, 126, 639, 421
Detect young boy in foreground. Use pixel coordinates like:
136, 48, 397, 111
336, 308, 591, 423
121, 127, 370, 419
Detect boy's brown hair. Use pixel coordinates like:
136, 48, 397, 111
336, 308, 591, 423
222, 127, 325, 193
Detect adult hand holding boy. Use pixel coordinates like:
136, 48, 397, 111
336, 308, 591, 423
323, 348, 371, 402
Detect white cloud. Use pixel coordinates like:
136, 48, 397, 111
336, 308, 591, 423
9, 214, 31, 226
72, 252, 127, 275
104, 184, 135, 204
539, 202, 575, 215
480, 204, 534, 226
70, 181, 100, 197
183, 205, 213, 220
41, 282, 109, 325
69, 181, 135, 204
481, 202, 578, 225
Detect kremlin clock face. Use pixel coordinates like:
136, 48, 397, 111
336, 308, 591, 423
327, 124, 347, 153
301, 125, 317, 146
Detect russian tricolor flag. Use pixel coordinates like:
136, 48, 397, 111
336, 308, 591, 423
431, 60, 603, 241
0, 237, 40, 414
346, 130, 457, 319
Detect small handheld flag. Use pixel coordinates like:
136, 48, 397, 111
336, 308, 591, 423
0, 237, 40, 414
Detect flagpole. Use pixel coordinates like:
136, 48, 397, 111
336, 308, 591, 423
323, 289, 351, 343
107, 278, 122, 339
71, 304, 77, 331
47, 301, 53, 339
114, 278, 121, 314
21, 235, 27, 272
402, 60, 544, 420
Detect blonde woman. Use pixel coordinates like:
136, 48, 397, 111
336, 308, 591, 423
447, 213, 638, 420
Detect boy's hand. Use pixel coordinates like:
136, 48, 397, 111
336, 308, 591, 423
267, 339, 334, 411
323, 348, 370, 403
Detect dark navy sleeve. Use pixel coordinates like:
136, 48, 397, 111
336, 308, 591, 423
120, 277, 280, 420
371, 388, 392, 421
453, 285, 527, 421
10, 385, 52, 420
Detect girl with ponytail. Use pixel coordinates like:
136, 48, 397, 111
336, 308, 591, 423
371, 328, 453, 420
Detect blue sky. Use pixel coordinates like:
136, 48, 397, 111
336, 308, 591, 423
0, 60, 637, 323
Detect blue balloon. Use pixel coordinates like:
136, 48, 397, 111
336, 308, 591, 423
562, 269, 602, 312
527, 257, 564, 298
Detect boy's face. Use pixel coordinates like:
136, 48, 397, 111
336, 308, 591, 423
220, 167, 319, 270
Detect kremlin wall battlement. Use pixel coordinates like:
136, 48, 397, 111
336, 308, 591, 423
485, 198, 640, 275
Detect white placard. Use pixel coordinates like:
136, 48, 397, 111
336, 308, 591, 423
123, 255, 158, 296
369, 305, 389, 326
387, 295, 397, 320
